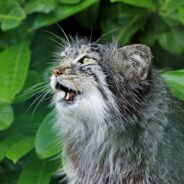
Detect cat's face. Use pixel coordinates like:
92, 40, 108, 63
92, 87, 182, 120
50, 42, 109, 120
50, 40, 152, 121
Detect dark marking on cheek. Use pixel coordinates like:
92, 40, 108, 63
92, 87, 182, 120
86, 68, 108, 101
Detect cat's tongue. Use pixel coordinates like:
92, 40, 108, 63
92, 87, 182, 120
65, 92, 76, 101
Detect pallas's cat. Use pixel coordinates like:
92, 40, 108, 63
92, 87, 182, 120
50, 38, 184, 184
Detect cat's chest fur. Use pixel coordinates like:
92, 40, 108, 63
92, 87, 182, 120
59, 112, 168, 184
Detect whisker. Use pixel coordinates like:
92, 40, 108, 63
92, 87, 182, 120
69, 35, 75, 43
56, 23, 71, 46
48, 37, 64, 48
24, 87, 50, 113
25, 93, 45, 113
92, 28, 119, 44
45, 30, 66, 46
17, 82, 49, 100
89, 23, 93, 44
23, 83, 49, 94
31, 89, 52, 118
20, 84, 50, 98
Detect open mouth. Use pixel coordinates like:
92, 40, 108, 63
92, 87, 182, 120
55, 82, 81, 103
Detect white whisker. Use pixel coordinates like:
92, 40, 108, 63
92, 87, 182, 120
31, 89, 51, 118
56, 23, 71, 46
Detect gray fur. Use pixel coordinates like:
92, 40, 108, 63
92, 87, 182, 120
50, 38, 184, 184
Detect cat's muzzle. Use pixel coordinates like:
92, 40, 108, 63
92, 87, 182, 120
55, 82, 81, 104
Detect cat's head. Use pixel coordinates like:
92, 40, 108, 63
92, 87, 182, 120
50, 39, 152, 122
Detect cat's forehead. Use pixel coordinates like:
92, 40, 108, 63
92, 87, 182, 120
61, 44, 92, 58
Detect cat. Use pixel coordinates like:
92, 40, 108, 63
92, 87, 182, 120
50, 38, 184, 184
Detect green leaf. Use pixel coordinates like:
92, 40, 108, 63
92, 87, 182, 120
110, 0, 154, 8
162, 70, 184, 101
0, 104, 13, 131
6, 136, 34, 163
59, 0, 81, 4
18, 153, 60, 184
24, 0, 56, 14
139, 15, 168, 46
14, 71, 43, 103
0, 134, 30, 160
0, 136, 14, 160
0, 42, 31, 103
0, 0, 26, 31
159, 11, 180, 27
118, 12, 150, 43
179, 6, 184, 25
29, 31, 53, 73
35, 112, 61, 159
161, 0, 184, 13
4, 112, 41, 137
101, 4, 150, 43
159, 28, 184, 54
30, 0, 98, 30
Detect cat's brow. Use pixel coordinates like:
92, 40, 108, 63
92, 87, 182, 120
60, 53, 67, 58
73, 54, 87, 63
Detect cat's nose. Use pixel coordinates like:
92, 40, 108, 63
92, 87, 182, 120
53, 67, 62, 77
53, 67, 71, 76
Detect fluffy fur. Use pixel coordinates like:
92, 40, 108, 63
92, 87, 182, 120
50, 38, 184, 184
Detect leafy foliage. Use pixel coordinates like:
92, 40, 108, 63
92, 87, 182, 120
0, 104, 13, 131
18, 153, 61, 184
0, 0, 26, 31
0, 0, 184, 183
35, 112, 61, 159
0, 42, 30, 103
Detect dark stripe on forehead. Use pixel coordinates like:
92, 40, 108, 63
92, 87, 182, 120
90, 44, 102, 57
90, 44, 99, 52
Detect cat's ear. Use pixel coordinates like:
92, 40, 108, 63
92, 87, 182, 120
118, 44, 152, 80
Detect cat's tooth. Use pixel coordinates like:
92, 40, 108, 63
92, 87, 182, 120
66, 92, 70, 100
59, 91, 65, 99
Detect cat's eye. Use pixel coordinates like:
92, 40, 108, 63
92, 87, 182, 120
80, 57, 94, 65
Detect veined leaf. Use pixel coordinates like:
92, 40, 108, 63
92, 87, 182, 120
101, 4, 150, 43
35, 112, 61, 159
139, 15, 168, 46
110, 0, 154, 9
0, 134, 33, 162
24, 0, 56, 14
14, 71, 43, 103
161, 0, 184, 13
0, 103, 13, 131
59, 0, 81, 4
159, 11, 181, 27
118, 12, 150, 43
6, 136, 34, 163
0, 0, 26, 30
159, 28, 184, 54
0, 42, 31, 103
162, 70, 184, 101
18, 153, 60, 184
0, 135, 17, 161
30, 0, 98, 30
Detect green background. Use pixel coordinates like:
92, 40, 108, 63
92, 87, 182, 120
0, 0, 184, 183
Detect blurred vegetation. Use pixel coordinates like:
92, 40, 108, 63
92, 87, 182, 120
0, 0, 184, 183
